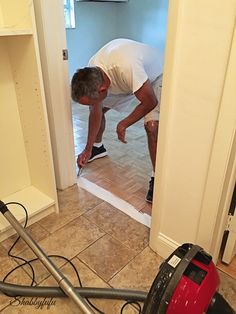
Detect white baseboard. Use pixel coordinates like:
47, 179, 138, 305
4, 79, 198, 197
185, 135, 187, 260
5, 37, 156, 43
150, 232, 180, 259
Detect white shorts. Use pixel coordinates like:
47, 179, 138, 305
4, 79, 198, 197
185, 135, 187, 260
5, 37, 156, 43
144, 74, 162, 124
102, 74, 163, 123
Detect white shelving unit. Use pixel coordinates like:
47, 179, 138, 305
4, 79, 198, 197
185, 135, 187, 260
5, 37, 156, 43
0, 0, 58, 241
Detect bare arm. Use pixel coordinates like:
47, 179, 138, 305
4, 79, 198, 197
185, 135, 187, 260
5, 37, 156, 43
117, 80, 157, 143
77, 103, 103, 167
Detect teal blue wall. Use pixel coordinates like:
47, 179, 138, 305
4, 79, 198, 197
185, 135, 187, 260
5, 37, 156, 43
66, 0, 169, 79
66, 2, 119, 78
118, 0, 169, 51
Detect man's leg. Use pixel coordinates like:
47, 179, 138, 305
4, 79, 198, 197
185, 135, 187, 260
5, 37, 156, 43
145, 120, 159, 170
144, 120, 159, 203
144, 74, 162, 203
88, 107, 110, 162
94, 107, 110, 143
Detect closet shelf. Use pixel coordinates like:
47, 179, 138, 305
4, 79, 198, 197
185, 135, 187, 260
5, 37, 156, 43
0, 186, 55, 242
0, 28, 33, 36
0, 0, 58, 242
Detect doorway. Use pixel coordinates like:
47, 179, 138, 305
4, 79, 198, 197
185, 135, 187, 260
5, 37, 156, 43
65, 0, 169, 217
33, 0, 236, 280
217, 186, 236, 279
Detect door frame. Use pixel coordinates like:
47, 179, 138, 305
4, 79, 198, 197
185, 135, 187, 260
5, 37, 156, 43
150, 0, 236, 263
34, 0, 236, 263
33, 0, 77, 190
195, 17, 236, 262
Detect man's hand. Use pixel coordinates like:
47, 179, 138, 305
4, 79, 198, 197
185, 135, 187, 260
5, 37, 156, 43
116, 81, 157, 143
77, 149, 92, 168
116, 120, 128, 143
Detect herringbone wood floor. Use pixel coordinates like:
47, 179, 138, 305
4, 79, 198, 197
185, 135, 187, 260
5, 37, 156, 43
72, 102, 153, 215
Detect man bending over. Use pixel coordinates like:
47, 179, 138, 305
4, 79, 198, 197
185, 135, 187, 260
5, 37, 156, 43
71, 38, 163, 203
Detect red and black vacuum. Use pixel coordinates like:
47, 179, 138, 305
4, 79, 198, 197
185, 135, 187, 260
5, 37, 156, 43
0, 200, 235, 314
142, 243, 235, 314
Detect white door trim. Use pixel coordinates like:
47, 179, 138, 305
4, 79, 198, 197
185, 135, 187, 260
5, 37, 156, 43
195, 19, 236, 262
33, 0, 77, 190
150, 0, 236, 261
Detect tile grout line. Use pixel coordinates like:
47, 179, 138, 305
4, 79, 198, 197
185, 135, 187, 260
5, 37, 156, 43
82, 210, 149, 257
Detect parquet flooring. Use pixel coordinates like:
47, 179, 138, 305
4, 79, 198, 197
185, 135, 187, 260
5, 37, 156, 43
72, 102, 153, 215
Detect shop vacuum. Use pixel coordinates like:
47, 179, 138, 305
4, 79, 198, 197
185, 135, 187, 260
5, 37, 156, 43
0, 200, 235, 314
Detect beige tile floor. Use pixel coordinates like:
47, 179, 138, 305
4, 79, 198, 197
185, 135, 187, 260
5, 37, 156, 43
0, 184, 235, 313
1, 103, 235, 313
72, 101, 236, 280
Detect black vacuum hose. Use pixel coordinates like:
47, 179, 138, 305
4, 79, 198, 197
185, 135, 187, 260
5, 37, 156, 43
207, 292, 236, 314
0, 281, 147, 301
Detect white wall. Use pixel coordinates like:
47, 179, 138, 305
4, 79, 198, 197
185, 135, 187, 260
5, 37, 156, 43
150, 0, 236, 260
66, 0, 169, 78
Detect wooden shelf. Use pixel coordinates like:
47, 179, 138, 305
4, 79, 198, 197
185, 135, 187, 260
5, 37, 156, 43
0, 0, 58, 240
0, 186, 55, 241
0, 28, 32, 36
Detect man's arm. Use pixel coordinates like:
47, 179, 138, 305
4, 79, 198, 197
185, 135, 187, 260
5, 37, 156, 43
77, 103, 103, 167
117, 80, 157, 143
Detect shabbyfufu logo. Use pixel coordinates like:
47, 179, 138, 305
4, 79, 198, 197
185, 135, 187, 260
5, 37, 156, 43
10, 297, 56, 310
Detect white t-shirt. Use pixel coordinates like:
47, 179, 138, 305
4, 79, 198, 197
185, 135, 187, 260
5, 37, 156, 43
88, 38, 163, 110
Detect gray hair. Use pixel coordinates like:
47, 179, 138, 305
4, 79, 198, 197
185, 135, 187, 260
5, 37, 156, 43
71, 67, 104, 102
